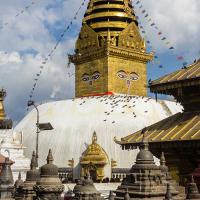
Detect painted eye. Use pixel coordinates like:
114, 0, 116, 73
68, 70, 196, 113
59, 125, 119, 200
92, 71, 100, 80
117, 70, 127, 79
130, 72, 139, 81
82, 73, 90, 82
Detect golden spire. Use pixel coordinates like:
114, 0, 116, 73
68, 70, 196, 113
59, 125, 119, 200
92, 131, 97, 144
0, 89, 6, 121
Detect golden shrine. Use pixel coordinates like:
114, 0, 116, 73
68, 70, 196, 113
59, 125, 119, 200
115, 59, 200, 188
70, 0, 153, 97
80, 132, 108, 182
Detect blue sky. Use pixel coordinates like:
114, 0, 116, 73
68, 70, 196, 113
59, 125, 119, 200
0, 0, 199, 124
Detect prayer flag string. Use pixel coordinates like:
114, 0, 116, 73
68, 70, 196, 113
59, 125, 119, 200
0, 1, 37, 30
133, 0, 188, 67
27, 0, 87, 103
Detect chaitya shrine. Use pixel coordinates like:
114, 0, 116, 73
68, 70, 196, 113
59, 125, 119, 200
80, 132, 108, 182
115, 58, 200, 188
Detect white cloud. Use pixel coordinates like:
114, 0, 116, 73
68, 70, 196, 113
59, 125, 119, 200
0, 51, 22, 65
0, 0, 199, 123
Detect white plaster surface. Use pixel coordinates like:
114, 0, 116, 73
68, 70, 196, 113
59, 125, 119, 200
0, 129, 30, 181
15, 94, 182, 179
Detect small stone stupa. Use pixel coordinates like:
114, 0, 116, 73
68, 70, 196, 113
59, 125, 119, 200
14, 172, 24, 199
73, 174, 104, 200
33, 149, 64, 200
15, 151, 40, 200
0, 157, 14, 199
114, 138, 181, 199
185, 176, 200, 200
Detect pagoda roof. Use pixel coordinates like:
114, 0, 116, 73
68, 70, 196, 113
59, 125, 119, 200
150, 59, 200, 93
115, 111, 200, 147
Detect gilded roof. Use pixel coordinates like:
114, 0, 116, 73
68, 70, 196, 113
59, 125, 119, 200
81, 132, 108, 165
117, 111, 200, 145
150, 59, 200, 89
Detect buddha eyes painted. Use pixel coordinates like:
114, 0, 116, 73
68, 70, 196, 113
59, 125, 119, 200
117, 70, 139, 87
117, 70, 127, 79
92, 71, 100, 80
130, 72, 139, 81
82, 71, 101, 85
82, 73, 90, 82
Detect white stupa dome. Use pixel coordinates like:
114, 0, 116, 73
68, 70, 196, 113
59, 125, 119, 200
14, 94, 182, 179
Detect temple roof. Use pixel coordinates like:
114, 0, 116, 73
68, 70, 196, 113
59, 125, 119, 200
116, 111, 200, 146
150, 59, 200, 93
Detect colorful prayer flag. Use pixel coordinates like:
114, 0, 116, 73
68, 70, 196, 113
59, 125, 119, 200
177, 56, 184, 60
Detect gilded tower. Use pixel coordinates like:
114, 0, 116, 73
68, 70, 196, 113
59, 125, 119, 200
71, 0, 153, 97
0, 89, 6, 121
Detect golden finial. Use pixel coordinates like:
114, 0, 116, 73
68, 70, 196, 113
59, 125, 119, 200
92, 131, 97, 144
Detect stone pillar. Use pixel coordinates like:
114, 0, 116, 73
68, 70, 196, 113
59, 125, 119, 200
33, 149, 64, 200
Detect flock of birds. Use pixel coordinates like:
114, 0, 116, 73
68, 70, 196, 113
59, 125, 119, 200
71, 94, 154, 124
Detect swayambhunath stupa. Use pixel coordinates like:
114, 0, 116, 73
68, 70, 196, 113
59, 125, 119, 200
15, 0, 182, 180
0, 0, 199, 199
